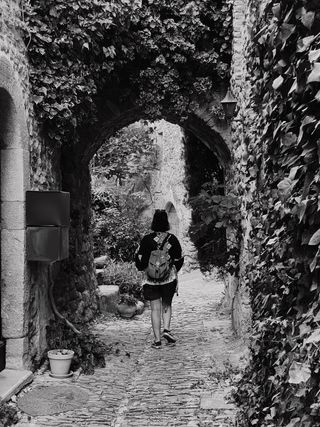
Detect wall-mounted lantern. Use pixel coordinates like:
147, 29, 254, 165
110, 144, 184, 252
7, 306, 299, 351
221, 88, 237, 119
26, 191, 70, 262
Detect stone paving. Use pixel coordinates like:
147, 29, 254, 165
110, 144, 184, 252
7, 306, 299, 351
15, 270, 248, 427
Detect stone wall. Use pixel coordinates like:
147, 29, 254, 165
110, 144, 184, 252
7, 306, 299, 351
226, 0, 268, 335
0, 1, 61, 369
149, 120, 198, 271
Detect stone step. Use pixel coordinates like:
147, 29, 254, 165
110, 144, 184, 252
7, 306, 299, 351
0, 369, 33, 402
97, 285, 119, 314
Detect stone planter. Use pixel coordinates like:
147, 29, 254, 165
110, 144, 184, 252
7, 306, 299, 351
117, 303, 137, 319
48, 349, 74, 378
98, 285, 119, 314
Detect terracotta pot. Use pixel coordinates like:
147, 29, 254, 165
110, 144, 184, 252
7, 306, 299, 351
117, 303, 137, 318
48, 349, 74, 376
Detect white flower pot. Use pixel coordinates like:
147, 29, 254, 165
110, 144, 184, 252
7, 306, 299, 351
48, 349, 74, 377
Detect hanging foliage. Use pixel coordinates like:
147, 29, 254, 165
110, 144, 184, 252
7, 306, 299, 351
23, 0, 233, 147
234, 0, 320, 425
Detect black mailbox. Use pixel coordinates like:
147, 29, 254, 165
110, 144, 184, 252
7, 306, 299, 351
27, 227, 69, 262
26, 191, 70, 262
26, 191, 70, 226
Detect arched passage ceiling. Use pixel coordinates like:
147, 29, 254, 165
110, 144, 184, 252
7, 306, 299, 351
77, 95, 231, 169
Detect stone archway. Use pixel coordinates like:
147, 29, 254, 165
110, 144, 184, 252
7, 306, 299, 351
0, 57, 30, 369
58, 97, 232, 322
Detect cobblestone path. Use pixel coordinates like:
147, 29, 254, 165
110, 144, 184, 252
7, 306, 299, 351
17, 270, 248, 427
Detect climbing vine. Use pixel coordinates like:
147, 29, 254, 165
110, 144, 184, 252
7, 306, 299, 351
235, 1, 320, 425
23, 0, 233, 146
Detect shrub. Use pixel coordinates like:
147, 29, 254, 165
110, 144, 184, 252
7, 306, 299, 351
0, 403, 19, 426
92, 189, 150, 261
46, 320, 106, 375
101, 260, 144, 301
118, 293, 138, 306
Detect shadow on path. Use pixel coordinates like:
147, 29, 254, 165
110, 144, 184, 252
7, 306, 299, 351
16, 270, 248, 427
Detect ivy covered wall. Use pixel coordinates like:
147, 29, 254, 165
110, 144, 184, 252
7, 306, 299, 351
231, 0, 320, 425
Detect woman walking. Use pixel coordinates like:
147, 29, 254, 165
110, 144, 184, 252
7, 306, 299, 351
135, 209, 184, 349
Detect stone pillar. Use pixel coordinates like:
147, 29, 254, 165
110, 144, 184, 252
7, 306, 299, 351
0, 104, 30, 369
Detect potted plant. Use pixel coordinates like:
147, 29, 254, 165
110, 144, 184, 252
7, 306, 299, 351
117, 293, 138, 318
47, 349, 74, 378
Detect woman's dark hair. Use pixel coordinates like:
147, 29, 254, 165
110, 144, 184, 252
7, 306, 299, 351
151, 209, 170, 232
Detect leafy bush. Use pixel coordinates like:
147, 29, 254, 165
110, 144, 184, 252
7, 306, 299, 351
91, 123, 154, 262
92, 123, 157, 186
101, 260, 144, 301
46, 320, 106, 375
0, 403, 19, 426
118, 293, 138, 307
189, 182, 240, 272
92, 189, 149, 261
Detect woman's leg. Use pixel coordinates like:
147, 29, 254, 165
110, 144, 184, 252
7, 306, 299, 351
161, 280, 177, 333
162, 302, 172, 331
150, 299, 162, 342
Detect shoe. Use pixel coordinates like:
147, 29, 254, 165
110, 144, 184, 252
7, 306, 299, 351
151, 341, 162, 349
162, 330, 176, 344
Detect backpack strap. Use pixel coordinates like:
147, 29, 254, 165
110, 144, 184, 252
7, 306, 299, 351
159, 233, 170, 250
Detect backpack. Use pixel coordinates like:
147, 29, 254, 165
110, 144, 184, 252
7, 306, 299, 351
147, 234, 171, 281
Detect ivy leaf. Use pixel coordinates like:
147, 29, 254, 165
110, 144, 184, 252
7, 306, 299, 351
288, 361, 311, 384
215, 222, 224, 228
285, 418, 302, 427
301, 7, 315, 30
273, 76, 284, 90
309, 229, 320, 245
49, 7, 59, 17
33, 95, 44, 104
288, 79, 297, 95
272, 4, 281, 19
299, 323, 311, 336
304, 328, 320, 345
313, 307, 320, 322
288, 166, 301, 180
309, 248, 320, 272
297, 200, 308, 223
297, 36, 315, 53
308, 49, 320, 63
307, 62, 320, 83
282, 132, 297, 147
315, 89, 320, 102
279, 23, 295, 42
277, 177, 294, 198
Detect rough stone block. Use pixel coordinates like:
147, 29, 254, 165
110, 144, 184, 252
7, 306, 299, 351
1, 201, 25, 229
200, 392, 233, 410
1, 148, 29, 202
98, 285, 119, 314
1, 229, 26, 337
5, 337, 28, 370
0, 368, 33, 402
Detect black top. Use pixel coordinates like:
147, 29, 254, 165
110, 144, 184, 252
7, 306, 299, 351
135, 232, 184, 272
